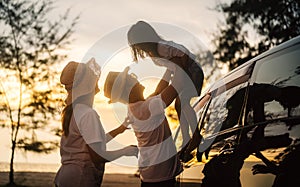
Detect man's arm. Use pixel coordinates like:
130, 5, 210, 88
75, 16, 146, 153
150, 53, 186, 98
149, 70, 172, 97
160, 67, 186, 107
105, 117, 130, 143
87, 142, 138, 165
160, 84, 178, 107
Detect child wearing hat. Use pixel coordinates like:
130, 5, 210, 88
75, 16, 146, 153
54, 58, 138, 187
104, 67, 184, 187
127, 20, 204, 159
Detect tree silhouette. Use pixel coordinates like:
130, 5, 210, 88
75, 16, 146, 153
0, 0, 78, 185
213, 0, 300, 70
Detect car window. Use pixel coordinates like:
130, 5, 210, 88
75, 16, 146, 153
247, 44, 300, 161
255, 46, 300, 119
199, 82, 249, 156
193, 93, 211, 123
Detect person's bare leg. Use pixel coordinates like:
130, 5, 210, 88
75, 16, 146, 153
176, 96, 202, 162
175, 97, 191, 149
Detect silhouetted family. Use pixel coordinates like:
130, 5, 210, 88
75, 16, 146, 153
54, 20, 204, 187
54, 20, 300, 187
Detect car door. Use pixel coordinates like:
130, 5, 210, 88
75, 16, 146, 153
197, 61, 254, 160
240, 42, 300, 187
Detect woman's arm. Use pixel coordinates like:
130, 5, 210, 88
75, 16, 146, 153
87, 142, 138, 165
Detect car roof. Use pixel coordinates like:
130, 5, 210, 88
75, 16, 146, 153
207, 35, 300, 95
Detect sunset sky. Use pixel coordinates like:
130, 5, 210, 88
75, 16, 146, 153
1, 0, 229, 167
52, 0, 227, 62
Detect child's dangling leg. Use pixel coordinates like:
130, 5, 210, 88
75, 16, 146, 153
176, 94, 203, 163
175, 97, 190, 150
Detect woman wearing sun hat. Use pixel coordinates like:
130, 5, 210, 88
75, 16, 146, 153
54, 58, 138, 187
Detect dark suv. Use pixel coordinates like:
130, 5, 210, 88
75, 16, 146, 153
193, 35, 300, 187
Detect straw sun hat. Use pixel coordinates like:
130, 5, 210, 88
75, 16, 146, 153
104, 67, 139, 103
60, 58, 101, 105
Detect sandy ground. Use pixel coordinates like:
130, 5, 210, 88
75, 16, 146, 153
0, 172, 138, 187
0, 161, 276, 187
0, 172, 201, 187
